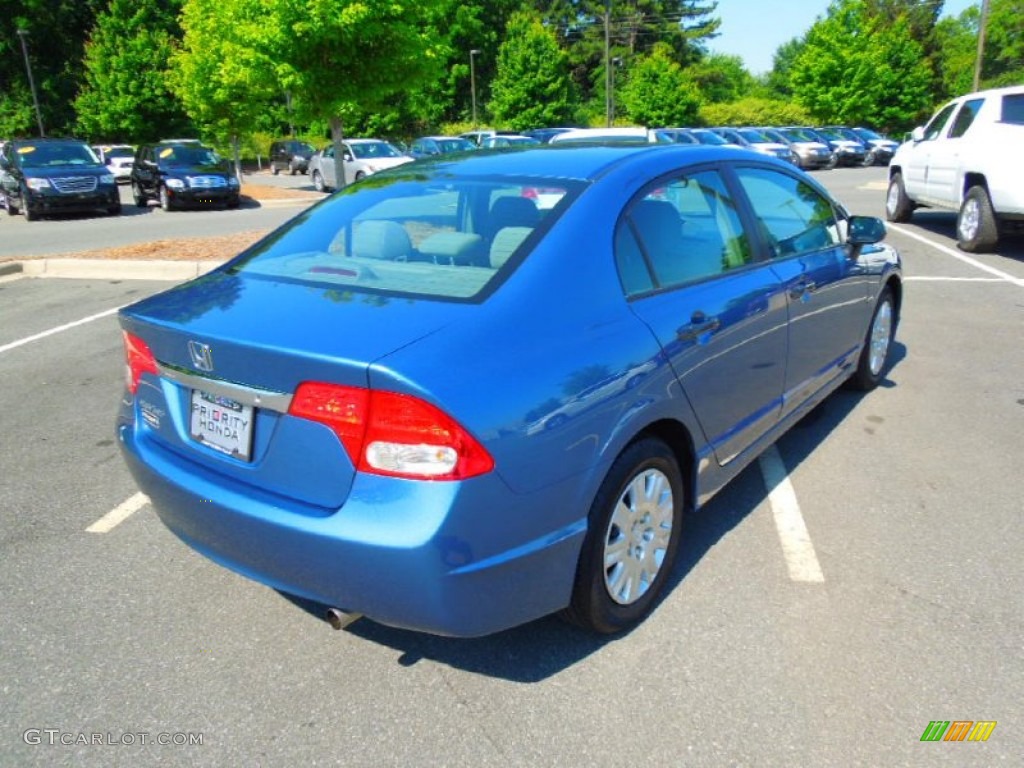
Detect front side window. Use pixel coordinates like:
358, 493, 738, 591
615, 169, 751, 295
231, 173, 582, 301
923, 102, 958, 140
735, 167, 842, 259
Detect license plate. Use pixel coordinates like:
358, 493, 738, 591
189, 390, 254, 461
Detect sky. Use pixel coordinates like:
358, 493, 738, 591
707, 0, 978, 75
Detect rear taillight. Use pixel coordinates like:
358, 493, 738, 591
288, 382, 493, 481
123, 331, 158, 394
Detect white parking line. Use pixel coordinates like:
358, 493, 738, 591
86, 492, 149, 533
0, 306, 124, 355
889, 225, 1024, 288
758, 446, 825, 583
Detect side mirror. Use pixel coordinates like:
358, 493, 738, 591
343, 152, 353, 162
910, 126, 925, 142
847, 215, 886, 245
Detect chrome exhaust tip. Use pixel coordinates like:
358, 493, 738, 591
325, 607, 362, 631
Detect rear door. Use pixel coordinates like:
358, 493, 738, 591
618, 166, 788, 465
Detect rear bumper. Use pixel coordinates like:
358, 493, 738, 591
118, 419, 586, 637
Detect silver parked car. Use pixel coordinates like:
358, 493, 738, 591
309, 139, 414, 192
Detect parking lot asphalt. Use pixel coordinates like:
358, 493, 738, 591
1, 164, 1021, 767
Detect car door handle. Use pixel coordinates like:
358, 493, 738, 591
676, 312, 720, 341
789, 279, 817, 299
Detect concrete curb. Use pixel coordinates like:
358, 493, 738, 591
17, 258, 227, 281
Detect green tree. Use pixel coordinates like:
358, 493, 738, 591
534, 1, 720, 122
171, 0, 279, 178
75, 0, 191, 143
687, 52, 754, 104
789, 0, 934, 131
489, 11, 578, 130
765, 37, 807, 99
698, 97, 811, 126
619, 43, 701, 126
0, 0, 107, 137
256, 0, 448, 188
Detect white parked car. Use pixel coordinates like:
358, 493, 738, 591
309, 139, 413, 192
886, 85, 1024, 252
93, 144, 135, 182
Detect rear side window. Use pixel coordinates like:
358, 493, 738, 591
735, 168, 842, 259
1002, 94, 1024, 125
616, 169, 751, 295
949, 98, 985, 138
232, 173, 582, 300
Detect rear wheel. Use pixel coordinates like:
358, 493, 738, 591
5, 190, 18, 216
885, 173, 914, 223
312, 170, 326, 193
563, 438, 683, 634
956, 185, 999, 253
132, 180, 147, 208
849, 287, 895, 391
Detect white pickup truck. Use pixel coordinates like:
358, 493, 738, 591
886, 85, 1024, 252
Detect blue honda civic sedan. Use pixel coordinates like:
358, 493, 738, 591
117, 145, 901, 637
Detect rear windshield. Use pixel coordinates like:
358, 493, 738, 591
230, 171, 584, 300
15, 143, 100, 168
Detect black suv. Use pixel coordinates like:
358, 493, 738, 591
130, 141, 240, 211
0, 138, 121, 221
269, 139, 314, 175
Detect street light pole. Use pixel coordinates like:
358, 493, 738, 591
16, 29, 45, 137
470, 49, 481, 129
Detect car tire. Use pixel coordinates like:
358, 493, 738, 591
354, 171, 365, 182
862, 150, 876, 167
159, 185, 172, 212
5, 192, 18, 216
23, 204, 36, 222
272, 165, 280, 176
826, 153, 838, 170
956, 185, 999, 253
312, 170, 326, 193
849, 286, 895, 391
885, 173, 914, 223
563, 437, 683, 634
107, 202, 122, 217
132, 181, 147, 208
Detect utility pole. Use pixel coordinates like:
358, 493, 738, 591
972, 0, 990, 91
16, 29, 45, 137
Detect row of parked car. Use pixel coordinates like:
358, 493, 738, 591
0, 137, 242, 221
0, 120, 896, 222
